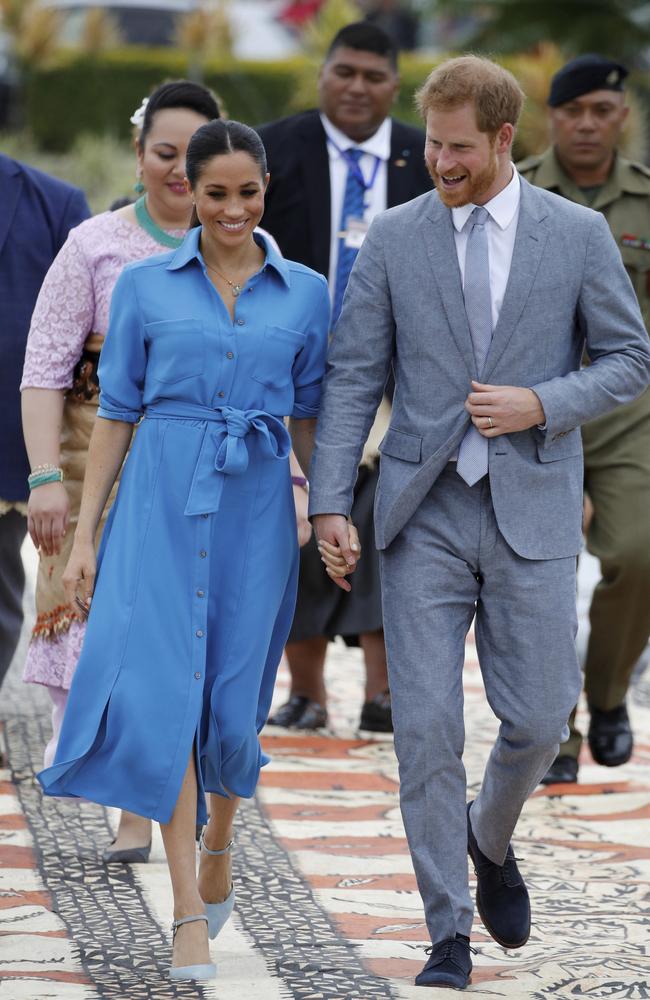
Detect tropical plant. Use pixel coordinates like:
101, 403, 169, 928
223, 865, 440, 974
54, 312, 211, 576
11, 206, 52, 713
434, 0, 650, 62
176, 2, 234, 82
80, 7, 122, 55
1, 0, 61, 66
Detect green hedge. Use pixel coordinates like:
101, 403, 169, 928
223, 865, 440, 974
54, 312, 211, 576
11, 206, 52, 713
25, 48, 650, 158
24, 48, 434, 150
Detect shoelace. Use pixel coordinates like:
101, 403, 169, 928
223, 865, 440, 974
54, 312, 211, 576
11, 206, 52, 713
425, 939, 477, 963
472, 851, 524, 888
502, 853, 524, 887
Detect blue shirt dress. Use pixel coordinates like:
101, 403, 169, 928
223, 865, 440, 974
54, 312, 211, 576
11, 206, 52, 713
38, 228, 330, 824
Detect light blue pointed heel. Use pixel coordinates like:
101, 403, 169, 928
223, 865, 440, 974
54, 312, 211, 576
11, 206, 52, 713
199, 833, 236, 939
169, 913, 216, 982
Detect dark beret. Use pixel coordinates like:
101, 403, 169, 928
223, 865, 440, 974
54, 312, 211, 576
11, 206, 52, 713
548, 54, 628, 107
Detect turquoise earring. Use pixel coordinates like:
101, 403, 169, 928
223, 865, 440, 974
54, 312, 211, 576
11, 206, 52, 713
134, 178, 145, 194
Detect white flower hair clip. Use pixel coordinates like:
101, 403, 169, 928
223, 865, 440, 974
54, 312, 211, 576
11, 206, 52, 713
130, 97, 149, 130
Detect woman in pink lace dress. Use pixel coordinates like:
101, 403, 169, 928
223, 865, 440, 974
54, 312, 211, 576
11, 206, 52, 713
21, 80, 221, 862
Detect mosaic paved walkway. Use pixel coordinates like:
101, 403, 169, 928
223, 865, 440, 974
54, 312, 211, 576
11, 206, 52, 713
1, 546, 649, 999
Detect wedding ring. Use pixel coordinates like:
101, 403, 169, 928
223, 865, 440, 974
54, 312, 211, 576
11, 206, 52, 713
487, 416, 494, 429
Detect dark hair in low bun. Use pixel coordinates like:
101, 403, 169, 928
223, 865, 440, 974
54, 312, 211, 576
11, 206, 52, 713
186, 119, 267, 188
139, 80, 221, 149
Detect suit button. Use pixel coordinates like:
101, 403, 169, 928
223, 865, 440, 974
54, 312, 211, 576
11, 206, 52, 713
196, 629, 204, 638
196, 590, 204, 598
201, 513, 209, 519
194, 672, 201, 680
217, 391, 225, 398
236, 318, 245, 326
226, 352, 234, 359
199, 549, 207, 558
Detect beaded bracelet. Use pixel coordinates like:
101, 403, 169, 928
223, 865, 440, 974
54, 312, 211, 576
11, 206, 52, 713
291, 475, 309, 491
28, 468, 64, 490
30, 463, 60, 477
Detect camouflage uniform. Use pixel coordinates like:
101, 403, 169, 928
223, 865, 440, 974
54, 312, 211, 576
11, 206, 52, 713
519, 147, 650, 759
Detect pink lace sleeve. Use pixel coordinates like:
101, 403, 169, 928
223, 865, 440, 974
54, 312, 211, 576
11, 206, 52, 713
21, 228, 95, 389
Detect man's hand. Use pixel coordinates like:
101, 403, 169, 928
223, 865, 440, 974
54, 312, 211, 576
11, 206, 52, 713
465, 380, 545, 436
312, 514, 360, 592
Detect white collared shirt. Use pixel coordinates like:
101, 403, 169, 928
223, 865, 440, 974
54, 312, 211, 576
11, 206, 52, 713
451, 166, 521, 330
321, 113, 392, 302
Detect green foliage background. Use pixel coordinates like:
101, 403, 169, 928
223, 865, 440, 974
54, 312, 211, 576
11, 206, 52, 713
8, 43, 648, 211
25, 47, 436, 150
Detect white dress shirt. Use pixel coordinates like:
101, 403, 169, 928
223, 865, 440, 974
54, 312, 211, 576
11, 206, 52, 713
451, 166, 521, 330
320, 113, 392, 302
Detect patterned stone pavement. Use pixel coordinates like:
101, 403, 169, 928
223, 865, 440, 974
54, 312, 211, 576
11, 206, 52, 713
1, 543, 649, 999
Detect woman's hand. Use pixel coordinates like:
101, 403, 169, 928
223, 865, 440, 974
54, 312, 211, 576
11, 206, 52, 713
293, 483, 312, 547
27, 482, 70, 557
313, 515, 361, 592
62, 536, 97, 611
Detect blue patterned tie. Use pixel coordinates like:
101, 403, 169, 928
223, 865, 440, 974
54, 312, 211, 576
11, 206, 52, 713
332, 148, 365, 325
456, 206, 493, 486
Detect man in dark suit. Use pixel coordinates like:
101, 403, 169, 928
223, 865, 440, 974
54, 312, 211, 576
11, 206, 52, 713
258, 22, 431, 732
0, 153, 89, 693
258, 22, 430, 284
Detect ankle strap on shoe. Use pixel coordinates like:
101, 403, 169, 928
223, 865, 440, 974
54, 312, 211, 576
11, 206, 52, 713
199, 833, 234, 856
171, 913, 208, 938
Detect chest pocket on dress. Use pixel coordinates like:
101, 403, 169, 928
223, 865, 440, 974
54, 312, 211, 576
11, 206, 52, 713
145, 319, 205, 384
252, 326, 306, 390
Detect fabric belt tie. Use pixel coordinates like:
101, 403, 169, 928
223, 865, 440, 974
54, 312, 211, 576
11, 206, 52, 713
144, 401, 291, 515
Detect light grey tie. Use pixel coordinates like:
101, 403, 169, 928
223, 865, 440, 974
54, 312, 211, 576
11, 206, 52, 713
456, 206, 492, 486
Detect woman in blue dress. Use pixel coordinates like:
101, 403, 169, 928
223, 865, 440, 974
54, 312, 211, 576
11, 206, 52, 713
38, 120, 337, 981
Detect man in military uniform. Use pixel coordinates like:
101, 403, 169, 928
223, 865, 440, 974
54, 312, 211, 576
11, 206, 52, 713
519, 55, 650, 784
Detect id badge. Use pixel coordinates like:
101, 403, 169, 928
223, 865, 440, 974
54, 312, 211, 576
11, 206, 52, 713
343, 217, 369, 250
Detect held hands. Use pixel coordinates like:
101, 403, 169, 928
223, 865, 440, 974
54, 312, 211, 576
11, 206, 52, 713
465, 381, 546, 436
62, 536, 97, 616
27, 481, 70, 557
312, 514, 361, 593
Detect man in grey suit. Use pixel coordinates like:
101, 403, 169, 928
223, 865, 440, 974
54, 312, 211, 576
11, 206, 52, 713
309, 56, 650, 990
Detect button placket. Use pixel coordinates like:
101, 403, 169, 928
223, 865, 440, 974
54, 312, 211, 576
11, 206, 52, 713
192, 517, 210, 687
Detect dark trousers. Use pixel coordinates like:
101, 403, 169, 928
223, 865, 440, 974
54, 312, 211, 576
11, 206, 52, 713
562, 403, 650, 759
0, 509, 27, 689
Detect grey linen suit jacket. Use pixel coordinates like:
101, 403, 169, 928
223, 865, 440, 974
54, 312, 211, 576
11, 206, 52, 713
308, 176, 650, 560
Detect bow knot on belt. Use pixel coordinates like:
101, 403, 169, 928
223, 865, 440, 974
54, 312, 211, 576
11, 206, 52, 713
144, 401, 290, 515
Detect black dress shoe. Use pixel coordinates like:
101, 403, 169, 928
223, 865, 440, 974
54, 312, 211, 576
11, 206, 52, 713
267, 696, 311, 727
539, 754, 579, 785
359, 690, 393, 732
467, 802, 530, 949
294, 700, 328, 730
588, 703, 633, 767
415, 935, 472, 989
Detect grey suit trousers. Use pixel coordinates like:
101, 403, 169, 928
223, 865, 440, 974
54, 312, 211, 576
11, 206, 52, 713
380, 466, 582, 941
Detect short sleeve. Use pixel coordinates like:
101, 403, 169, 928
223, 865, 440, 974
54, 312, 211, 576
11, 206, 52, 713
291, 275, 330, 419
21, 228, 95, 390
97, 268, 146, 423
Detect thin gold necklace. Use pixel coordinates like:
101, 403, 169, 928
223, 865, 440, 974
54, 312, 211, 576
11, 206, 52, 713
203, 259, 247, 297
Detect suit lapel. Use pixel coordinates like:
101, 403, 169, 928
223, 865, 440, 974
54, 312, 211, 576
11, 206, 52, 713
0, 158, 23, 259
297, 113, 331, 275
420, 196, 477, 379
482, 180, 549, 381
387, 121, 417, 208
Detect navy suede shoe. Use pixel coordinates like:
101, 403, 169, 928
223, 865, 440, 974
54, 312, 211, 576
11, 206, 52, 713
467, 801, 530, 949
414, 935, 472, 989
